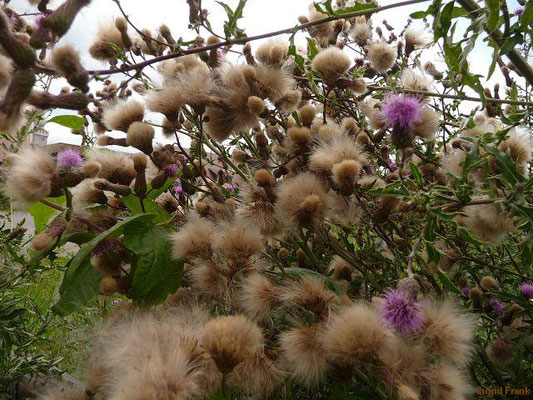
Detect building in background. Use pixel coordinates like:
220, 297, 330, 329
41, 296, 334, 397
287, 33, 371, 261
28, 128, 49, 147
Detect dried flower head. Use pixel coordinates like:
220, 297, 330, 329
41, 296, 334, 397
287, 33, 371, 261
102, 100, 144, 132
126, 121, 154, 154
236, 273, 278, 321
311, 47, 351, 83
202, 315, 263, 374
3, 148, 58, 208
463, 198, 515, 243
420, 300, 475, 367
275, 172, 330, 227
170, 213, 214, 260
366, 41, 397, 73
279, 324, 329, 386
323, 303, 394, 365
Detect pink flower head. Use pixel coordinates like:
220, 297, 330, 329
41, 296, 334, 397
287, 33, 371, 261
379, 288, 424, 336
519, 283, 533, 298
514, 8, 524, 17
489, 297, 504, 313
175, 182, 186, 196
164, 164, 178, 177
381, 94, 422, 131
57, 148, 83, 169
222, 183, 234, 192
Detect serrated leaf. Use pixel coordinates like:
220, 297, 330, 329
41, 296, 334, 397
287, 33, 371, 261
52, 213, 156, 316
29, 195, 65, 233
436, 267, 461, 295
306, 38, 319, 60
484, 145, 525, 184
409, 162, 424, 188
48, 115, 85, 131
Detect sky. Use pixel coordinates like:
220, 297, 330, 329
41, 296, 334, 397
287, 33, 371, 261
8, 0, 527, 148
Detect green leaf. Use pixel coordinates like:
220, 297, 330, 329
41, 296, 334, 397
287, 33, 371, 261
52, 213, 156, 316
436, 267, 461, 295
124, 223, 183, 306
462, 140, 480, 176
306, 38, 319, 60
485, 0, 500, 31
29, 196, 65, 233
120, 195, 171, 224
409, 162, 424, 188
48, 115, 85, 131
521, 1, 533, 27
217, 0, 247, 38
51, 258, 102, 318
484, 145, 525, 184
435, 1, 455, 41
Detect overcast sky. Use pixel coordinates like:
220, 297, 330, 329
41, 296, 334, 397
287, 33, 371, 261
8, 0, 527, 147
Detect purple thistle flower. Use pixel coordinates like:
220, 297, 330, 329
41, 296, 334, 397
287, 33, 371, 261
175, 183, 186, 196
519, 283, 533, 298
35, 15, 45, 28
461, 287, 471, 298
164, 164, 178, 177
381, 94, 422, 131
514, 8, 524, 17
489, 297, 504, 313
389, 162, 398, 172
379, 288, 424, 336
222, 183, 234, 192
57, 148, 83, 169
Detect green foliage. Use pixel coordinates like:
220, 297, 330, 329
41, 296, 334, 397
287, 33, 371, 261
29, 195, 66, 233
48, 115, 86, 131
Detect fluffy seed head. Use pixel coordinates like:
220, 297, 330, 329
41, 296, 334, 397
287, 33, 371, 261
3, 148, 58, 209
254, 169, 275, 187
86, 149, 136, 185
324, 303, 393, 364
171, 214, 214, 260
298, 105, 316, 127
397, 384, 420, 400
420, 300, 475, 367
276, 173, 330, 227
413, 108, 440, 140
463, 198, 515, 243
480, 276, 499, 291
309, 133, 367, 176
126, 122, 154, 154
401, 68, 432, 92
202, 315, 263, 374
366, 41, 397, 73
311, 47, 351, 82
332, 159, 361, 186
279, 324, 329, 386
488, 338, 513, 366
427, 363, 473, 400
102, 100, 144, 132
236, 273, 278, 321
247, 96, 265, 115
89, 23, 124, 60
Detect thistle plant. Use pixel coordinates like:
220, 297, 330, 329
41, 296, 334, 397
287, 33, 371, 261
0, 0, 532, 399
